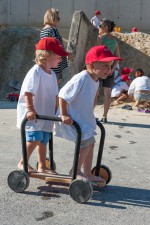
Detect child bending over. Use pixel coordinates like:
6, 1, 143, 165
54, 45, 122, 183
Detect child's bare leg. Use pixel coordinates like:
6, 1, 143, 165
83, 143, 105, 183
37, 143, 56, 174
69, 145, 91, 179
115, 93, 128, 103
18, 141, 38, 172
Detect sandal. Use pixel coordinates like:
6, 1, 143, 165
122, 105, 133, 110
101, 117, 107, 123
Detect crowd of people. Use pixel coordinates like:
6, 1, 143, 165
16, 8, 150, 183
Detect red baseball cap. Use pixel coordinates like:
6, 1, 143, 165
121, 75, 130, 81
95, 10, 101, 15
132, 27, 137, 32
85, 46, 123, 64
121, 67, 133, 74
35, 37, 69, 56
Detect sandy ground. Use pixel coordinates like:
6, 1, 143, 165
0, 100, 150, 225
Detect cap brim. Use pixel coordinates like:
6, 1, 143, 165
56, 50, 69, 57
99, 57, 123, 62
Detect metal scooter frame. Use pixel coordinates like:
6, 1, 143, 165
8, 115, 111, 203
21, 115, 81, 181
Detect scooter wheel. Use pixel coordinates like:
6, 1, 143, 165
92, 164, 112, 184
69, 179, 93, 203
7, 170, 29, 193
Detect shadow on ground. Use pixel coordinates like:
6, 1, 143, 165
22, 183, 150, 209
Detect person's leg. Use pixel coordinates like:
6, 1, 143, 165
83, 143, 105, 182
36, 131, 57, 174
18, 141, 39, 172
115, 93, 128, 103
103, 87, 111, 118
69, 146, 90, 179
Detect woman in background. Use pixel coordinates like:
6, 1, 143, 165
97, 19, 121, 122
40, 8, 68, 85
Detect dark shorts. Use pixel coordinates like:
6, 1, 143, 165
102, 75, 114, 88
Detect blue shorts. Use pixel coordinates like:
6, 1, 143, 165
26, 131, 51, 146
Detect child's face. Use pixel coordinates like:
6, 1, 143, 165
92, 61, 113, 79
46, 53, 62, 68
134, 71, 141, 78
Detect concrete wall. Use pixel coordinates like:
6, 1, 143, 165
0, 0, 149, 32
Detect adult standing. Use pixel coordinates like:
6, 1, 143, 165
91, 10, 101, 29
40, 8, 68, 85
97, 19, 121, 122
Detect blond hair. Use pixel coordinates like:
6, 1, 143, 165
86, 64, 94, 75
35, 50, 54, 65
44, 8, 60, 26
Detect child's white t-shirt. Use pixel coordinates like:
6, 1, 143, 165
54, 70, 99, 141
128, 76, 150, 95
17, 64, 58, 132
111, 81, 128, 97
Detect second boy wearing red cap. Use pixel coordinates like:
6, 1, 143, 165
54, 44, 122, 184
86, 45, 122, 64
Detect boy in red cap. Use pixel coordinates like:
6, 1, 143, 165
54, 45, 122, 184
91, 10, 101, 29
111, 75, 131, 104
17, 37, 68, 173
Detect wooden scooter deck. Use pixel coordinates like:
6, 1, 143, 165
29, 172, 72, 184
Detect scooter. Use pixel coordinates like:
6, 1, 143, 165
7, 115, 112, 203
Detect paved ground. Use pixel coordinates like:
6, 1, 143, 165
0, 100, 150, 225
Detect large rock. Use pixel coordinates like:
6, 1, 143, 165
113, 32, 150, 74
0, 27, 40, 98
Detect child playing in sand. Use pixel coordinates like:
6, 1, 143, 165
111, 75, 131, 104
17, 37, 68, 173
54, 45, 122, 183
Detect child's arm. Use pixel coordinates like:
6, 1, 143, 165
94, 89, 99, 108
55, 95, 59, 113
25, 92, 37, 121
59, 97, 73, 125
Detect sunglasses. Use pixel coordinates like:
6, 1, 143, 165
99, 24, 106, 28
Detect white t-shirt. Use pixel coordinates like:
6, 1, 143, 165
91, 16, 100, 29
54, 70, 99, 141
128, 76, 150, 95
17, 64, 58, 132
111, 81, 129, 97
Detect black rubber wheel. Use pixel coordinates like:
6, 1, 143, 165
69, 179, 93, 203
7, 170, 29, 193
92, 164, 112, 184
9, 96, 16, 101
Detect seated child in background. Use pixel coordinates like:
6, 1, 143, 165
128, 74, 150, 110
17, 37, 69, 173
115, 66, 133, 84
111, 75, 131, 104
54, 45, 122, 183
